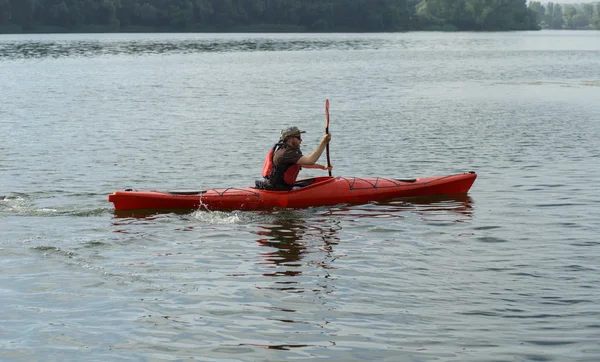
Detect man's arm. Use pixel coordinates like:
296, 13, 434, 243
302, 164, 333, 171
296, 134, 331, 166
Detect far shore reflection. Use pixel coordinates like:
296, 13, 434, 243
0, 36, 381, 60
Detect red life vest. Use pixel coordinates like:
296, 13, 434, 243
262, 143, 302, 187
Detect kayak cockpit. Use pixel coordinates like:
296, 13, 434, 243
253, 176, 335, 192
166, 190, 207, 195
164, 177, 331, 196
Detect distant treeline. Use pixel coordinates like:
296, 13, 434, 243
0, 0, 598, 34
0, 0, 543, 33
529, 2, 600, 29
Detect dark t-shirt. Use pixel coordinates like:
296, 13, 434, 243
269, 145, 302, 190
273, 145, 303, 169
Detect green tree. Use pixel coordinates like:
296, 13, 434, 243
590, 3, 600, 29
137, 3, 157, 26
545, 2, 564, 29
528, 1, 545, 26
551, 3, 564, 29
8, 0, 37, 28
116, 0, 135, 27
168, 0, 193, 28
0, 0, 557, 34
582, 4, 594, 21
416, 0, 465, 27
193, 0, 213, 25
571, 13, 589, 29
544, 2, 553, 26
46, 0, 72, 27
563, 5, 576, 29
0, 0, 11, 25
99, 0, 118, 26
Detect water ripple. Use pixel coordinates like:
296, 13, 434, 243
0, 37, 384, 60
2, 31, 600, 361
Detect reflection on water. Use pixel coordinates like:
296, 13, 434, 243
253, 210, 341, 292
237, 342, 312, 351
401, 194, 474, 223
0, 37, 383, 59
248, 196, 472, 296
112, 208, 191, 219
256, 222, 306, 274
327, 194, 474, 223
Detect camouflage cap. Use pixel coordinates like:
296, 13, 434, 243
280, 126, 306, 141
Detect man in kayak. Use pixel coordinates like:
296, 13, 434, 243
258, 126, 332, 191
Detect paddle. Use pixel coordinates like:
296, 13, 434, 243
325, 99, 332, 176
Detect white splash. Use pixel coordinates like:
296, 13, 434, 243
0, 196, 57, 215
191, 209, 243, 224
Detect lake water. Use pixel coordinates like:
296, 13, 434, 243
1, 30, 600, 361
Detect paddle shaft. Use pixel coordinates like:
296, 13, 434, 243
325, 99, 332, 176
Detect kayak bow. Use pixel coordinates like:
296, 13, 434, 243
108, 172, 476, 212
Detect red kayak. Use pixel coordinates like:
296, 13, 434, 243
108, 172, 476, 212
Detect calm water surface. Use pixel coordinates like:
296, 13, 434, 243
1, 31, 600, 361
